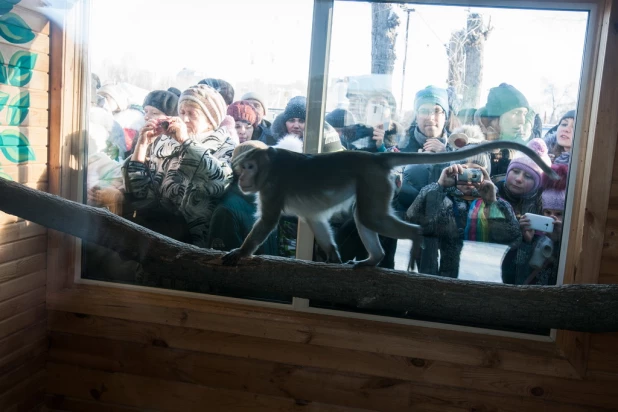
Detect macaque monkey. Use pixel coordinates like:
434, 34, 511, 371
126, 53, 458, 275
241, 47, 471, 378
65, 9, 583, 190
222, 141, 558, 268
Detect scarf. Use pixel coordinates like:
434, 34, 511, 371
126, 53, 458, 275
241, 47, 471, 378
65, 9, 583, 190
464, 199, 505, 242
413, 126, 446, 149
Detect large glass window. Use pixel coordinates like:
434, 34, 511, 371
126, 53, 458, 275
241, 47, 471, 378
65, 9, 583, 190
80, 0, 591, 333
82, 0, 314, 301
320, 2, 586, 281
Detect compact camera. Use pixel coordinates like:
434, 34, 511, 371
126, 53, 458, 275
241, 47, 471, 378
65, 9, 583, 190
457, 169, 482, 183
525, 213, 555, 233
529, 236, 554, 269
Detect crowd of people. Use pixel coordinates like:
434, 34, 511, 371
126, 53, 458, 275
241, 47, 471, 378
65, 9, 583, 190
87, 76, 575, 286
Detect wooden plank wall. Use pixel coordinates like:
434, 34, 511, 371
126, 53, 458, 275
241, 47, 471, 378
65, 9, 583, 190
0, 1, 50, 411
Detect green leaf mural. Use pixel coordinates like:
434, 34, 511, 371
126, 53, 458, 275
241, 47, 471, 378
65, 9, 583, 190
0, 130, 35, 163
0, 129, 32, 146
0, 12, 34, 44
8, 90, 28, 107
9, 49, 36, 70
6, 105, 27, 125
0, 90, 9, 111
6, 91, 29, 125
0, 52, 6, 84
8, 51, 37, 87
0, 144, 35, 163
0, 0, 20, 16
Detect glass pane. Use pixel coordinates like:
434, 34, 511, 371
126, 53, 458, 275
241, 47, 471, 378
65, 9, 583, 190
312, 1, 588, 332
82, 0, 314, 301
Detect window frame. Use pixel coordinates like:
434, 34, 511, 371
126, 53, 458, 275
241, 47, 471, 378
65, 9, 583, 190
46, 0, 618, 379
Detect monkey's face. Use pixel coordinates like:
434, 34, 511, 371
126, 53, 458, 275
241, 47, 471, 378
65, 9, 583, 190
238, 159, 260, 193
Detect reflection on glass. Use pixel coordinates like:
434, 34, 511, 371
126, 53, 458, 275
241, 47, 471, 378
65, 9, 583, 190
80, 0, 589, 329
323, 2, 586, 292
82, 0, 314, 300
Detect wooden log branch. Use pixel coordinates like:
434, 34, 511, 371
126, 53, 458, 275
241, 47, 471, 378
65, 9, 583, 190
1, 178, 618, 333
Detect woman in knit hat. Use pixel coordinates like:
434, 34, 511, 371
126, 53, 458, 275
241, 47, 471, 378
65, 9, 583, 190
124, 84, 238, 247
268, 96, 307, 145
543, 110, 575, 165
475, 83, 532, 180
495, 138, 552, 219
476, 83, 530, 144
227, 101, 259, 143
502, 163, 569, 285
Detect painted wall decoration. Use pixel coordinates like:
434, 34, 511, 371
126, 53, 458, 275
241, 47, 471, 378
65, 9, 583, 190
0, 0, 40, 181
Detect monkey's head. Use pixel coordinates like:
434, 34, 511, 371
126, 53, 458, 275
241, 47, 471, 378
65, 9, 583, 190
232, 146, 274, 194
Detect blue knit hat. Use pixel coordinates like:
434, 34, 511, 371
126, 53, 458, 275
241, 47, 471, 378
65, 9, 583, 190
414, 86, 449, 117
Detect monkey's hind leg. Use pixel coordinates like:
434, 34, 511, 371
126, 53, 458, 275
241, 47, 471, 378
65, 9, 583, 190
306, 218, 342, 264
352, 212, 386, 268
359, 213, 423, 268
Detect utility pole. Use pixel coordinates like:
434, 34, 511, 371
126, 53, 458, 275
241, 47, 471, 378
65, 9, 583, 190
400, 7, 415, 113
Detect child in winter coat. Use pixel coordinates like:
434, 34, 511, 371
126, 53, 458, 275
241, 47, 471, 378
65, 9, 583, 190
406, 148, 521, 278
502, 163, 568, 285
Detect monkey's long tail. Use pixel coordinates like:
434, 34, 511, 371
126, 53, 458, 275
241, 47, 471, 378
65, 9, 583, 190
380, 141, 559, 180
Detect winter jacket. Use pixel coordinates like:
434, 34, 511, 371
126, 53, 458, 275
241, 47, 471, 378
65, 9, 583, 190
207, 181, 279, 256
406, 183, 521, 277
123, 125, 236, 247
394, 124, 451, 212
252, 119, 276, 146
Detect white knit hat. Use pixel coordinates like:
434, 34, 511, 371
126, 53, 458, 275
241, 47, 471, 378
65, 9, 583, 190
178, 84, 227, 129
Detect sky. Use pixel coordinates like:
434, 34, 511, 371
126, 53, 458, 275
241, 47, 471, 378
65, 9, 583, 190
89, 0, 588, 115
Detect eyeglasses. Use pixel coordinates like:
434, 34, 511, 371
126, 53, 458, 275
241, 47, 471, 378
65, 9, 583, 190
418, 108, 445, 117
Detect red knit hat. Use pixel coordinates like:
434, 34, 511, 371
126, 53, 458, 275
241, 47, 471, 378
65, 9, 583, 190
227, 101, 258, 127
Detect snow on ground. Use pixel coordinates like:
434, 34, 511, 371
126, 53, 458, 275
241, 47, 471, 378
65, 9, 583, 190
394, 240, 508, 283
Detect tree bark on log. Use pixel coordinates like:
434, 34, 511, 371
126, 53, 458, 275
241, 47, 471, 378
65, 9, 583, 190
1, 178, 618, 333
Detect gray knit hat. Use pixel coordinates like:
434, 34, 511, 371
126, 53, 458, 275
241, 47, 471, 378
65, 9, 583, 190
241, 92, 267, 115
143, 88, 179, 116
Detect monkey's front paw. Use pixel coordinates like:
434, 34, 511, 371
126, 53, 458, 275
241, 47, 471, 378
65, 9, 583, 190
221, 248, 246, 266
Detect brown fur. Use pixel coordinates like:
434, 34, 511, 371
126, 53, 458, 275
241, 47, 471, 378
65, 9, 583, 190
222, 141, 558, 268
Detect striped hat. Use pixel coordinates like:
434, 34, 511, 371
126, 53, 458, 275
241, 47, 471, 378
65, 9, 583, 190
178, 84, 227, 130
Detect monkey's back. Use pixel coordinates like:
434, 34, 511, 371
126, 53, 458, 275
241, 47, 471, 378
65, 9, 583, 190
268, 149, 382, 191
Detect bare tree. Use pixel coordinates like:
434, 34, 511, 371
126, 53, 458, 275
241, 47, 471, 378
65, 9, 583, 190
446, 29, 466, 97
462, 13, 491, 109
542, 79, 578, 123
371, 4, 401, 74
446, 13, 493, 110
